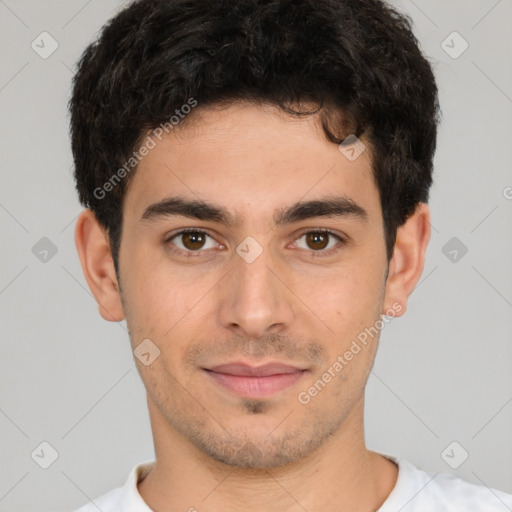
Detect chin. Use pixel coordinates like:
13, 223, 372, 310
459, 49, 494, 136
187, 419, 336, 470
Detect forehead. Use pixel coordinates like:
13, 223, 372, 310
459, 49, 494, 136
123, 102, 381, 227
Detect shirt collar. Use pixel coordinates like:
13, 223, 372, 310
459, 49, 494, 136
119, 459, 155, 512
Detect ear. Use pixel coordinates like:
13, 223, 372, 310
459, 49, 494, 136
74, 209, 125, 322
382, 202, 431, 317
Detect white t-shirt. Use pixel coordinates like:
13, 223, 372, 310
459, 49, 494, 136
74, 452, 512, 511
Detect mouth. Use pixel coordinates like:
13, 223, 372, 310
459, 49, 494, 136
203, 362, 308, 398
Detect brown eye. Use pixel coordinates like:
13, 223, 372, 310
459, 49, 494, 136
181, 231, 207, 250
295, 230, 344, 255
305, 232, 330, 250
166, 230, 217, 253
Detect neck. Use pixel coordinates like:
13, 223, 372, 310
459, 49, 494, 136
138, 398, 398, 512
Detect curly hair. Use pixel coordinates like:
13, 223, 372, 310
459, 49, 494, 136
69, 0, 440, 276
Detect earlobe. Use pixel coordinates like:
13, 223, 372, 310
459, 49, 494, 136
382, 202, 431, 317
74, 209, 125, 322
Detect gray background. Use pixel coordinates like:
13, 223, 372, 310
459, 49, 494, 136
1, 0, 511, 510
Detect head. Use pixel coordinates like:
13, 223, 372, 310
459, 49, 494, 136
71, 0, 439, 469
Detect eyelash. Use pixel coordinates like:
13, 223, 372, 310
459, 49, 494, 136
164, 228, 346, 258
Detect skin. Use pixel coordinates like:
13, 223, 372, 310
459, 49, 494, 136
75, 101, 430, 512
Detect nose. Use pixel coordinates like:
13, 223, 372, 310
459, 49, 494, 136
217, 242, 295, 339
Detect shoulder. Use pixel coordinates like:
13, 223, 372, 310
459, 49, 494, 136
426, 470, 512, 511
379, 453, 512, 512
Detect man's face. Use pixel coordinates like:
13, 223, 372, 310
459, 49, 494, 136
117, 102, 396, 468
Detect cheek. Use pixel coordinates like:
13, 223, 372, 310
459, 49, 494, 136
302, 267, 384, 369
312, 264, 382, 319
124, 245, 190, 315
123, 262, 214, 365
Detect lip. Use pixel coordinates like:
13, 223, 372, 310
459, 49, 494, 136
204, 362, 307, 398
207, 362, 306, 376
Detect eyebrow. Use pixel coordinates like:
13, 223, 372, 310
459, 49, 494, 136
139, 195, 368, 226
